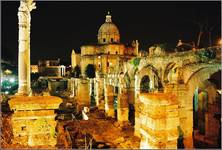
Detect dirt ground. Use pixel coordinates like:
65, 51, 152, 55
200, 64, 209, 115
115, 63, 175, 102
1, 108, 140, 149
58, 109, 140, 149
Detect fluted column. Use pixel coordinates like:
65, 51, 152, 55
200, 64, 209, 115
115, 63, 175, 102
17, 0, 36, 95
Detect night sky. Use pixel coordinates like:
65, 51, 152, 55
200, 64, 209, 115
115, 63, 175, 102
2, 1, 221, 65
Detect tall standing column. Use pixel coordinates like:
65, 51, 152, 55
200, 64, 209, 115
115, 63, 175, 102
95, 77, 105, 110
104, 81, 115, 117
17, 0, 36, 95
117, 73, 129, 123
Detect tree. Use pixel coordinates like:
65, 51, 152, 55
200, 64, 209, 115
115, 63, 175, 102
71, 65, 81, 78
31, 73, 40, 81
85, 64, 96, 78
31, 78, 48, 94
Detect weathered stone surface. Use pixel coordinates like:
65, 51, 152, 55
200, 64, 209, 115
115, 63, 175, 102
104, 84, 115, 117
9, 96, 62, 111
117, 108, 129, 122
95, 78, 105, 110
9, 96, 62, 147
138, 93, 179, 149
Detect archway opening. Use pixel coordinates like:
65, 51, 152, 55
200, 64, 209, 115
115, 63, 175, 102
193, 88, 208, 135
192, 70, 221, 148
140, 75, 150, 93
163, 63, 178, 84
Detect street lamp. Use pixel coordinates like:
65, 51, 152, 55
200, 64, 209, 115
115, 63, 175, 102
9, 77, 15, 83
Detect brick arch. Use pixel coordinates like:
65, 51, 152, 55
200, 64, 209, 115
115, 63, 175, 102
185, 66, 221, 106
186, 66, 221, 86
163, 62, 178, 84
184, 66, 221, 144
135, 65, 161, 93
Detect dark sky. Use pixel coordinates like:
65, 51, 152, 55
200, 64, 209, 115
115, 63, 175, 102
2, 1, 221, 65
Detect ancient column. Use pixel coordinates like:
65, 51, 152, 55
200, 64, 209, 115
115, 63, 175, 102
9, 1, 63, 147
134, 74, 141, 137
117, 73, 129, 122
104, 81, 115, 117
95, 77, 105, 110
17, 0, 35, 95
75, 79, 90, 112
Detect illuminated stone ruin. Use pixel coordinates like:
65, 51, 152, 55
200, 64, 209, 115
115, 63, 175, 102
104, 80, 115, 117
117, 73, 130, 122
9, 96, 62, 147
138, 93, 179, 149
75, 78, 91, 112
8, 0, 62, 147
95, 76, 105, 110
17, 0, 36, 95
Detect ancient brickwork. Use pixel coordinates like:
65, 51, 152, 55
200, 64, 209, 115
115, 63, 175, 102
9, 96, 62, 147
138, 93, 179, 149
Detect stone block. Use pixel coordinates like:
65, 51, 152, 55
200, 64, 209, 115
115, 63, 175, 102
165, 140, 177, 149
117, 108, 129, 122
9, 96, 62, 147
166, 117, 179, 130
146, 117, 166, 131
137, 93, 179, 149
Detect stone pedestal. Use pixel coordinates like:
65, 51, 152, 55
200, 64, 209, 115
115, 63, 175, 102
9, 96, 62, 147
76, 79, 90, 112
95, 78, 105, 110
138, 93, 179, 149
117, 92, 129, 122
104, 84, 115, 117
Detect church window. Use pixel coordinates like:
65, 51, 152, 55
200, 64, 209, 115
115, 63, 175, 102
116, 51, 118, 54
103, 38, 106, 42
111, 38, 114, 42
108, 51, 110, 54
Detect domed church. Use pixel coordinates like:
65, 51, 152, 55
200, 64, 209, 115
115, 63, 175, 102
71, 12, 139, 76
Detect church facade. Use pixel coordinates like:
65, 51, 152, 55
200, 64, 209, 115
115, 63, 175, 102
71, 12, 139, 76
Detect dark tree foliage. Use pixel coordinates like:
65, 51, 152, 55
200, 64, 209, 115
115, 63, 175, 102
31, 73, 40, 81
31, 79, 48, 94
71, 65, 81, 78
85, 64, 96, 78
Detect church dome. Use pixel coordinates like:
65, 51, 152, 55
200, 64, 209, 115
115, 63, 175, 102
97, 12, 120, 44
